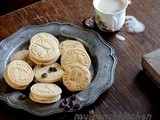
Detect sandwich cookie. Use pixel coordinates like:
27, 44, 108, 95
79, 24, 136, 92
34, 62, 64, 83
29, 83, 62, 103
61, 49, 91, 70
3, 60, 34, 90
63, 63, 91, 92
29, 39, 60, 65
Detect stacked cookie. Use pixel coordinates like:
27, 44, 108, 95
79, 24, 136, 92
60, 40, 91, 92
30, 83, 62, 103
4, 60, 34, 90
29, 32, 60, 65
63, 63, 91, 92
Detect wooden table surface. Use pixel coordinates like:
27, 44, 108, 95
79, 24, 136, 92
0, 0, 160, 119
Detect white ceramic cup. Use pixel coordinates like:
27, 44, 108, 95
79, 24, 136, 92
93, 0, 131, 32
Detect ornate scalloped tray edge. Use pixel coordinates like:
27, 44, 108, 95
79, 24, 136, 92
0, 22, 117, 116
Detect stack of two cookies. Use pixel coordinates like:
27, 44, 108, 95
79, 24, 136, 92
4, 60, 34, 90
28, 32, 60, 65
59, 40, 91, 92
30, 83, 62, 104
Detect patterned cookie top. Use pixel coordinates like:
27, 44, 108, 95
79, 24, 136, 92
30, 83, 62, 97
6, 60, 34, 86
61, 49, 91, 70
59, 40, 86, 55
63, 63, 91, 92
34, 63, 64, 83
30, 32, 59, 45
29, 41, 58, 62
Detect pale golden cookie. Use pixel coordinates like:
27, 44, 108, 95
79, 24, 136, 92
3, 60, 34, 90
29, 40, 60, 62
30, 32, 59, 45
29, 83, 62, 103
33, 63, 64, 83
10, 50, 35, 66
63, 63, 91, 92
61, 49, 91, 70
4, 68, 27, 90
59, 40, 86, 55
30, 83, 62, 97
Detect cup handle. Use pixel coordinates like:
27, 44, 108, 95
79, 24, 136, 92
111, 16, 117, 31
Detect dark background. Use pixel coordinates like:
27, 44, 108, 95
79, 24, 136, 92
0, 0, 40, 16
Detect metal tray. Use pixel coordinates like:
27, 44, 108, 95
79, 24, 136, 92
0, 22, 117, 116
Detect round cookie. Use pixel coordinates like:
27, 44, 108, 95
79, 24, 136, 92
29, 40, 59, 62
30, 83, 62, 97
30, 32, 59, 45
61, 49, 91, 70
59, 39, 86, 55
33, 63, 64, 83
62, 63, 91, 92
10, 50, 35, 66
30, 83, 62, 103
3, 60, 34, 90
